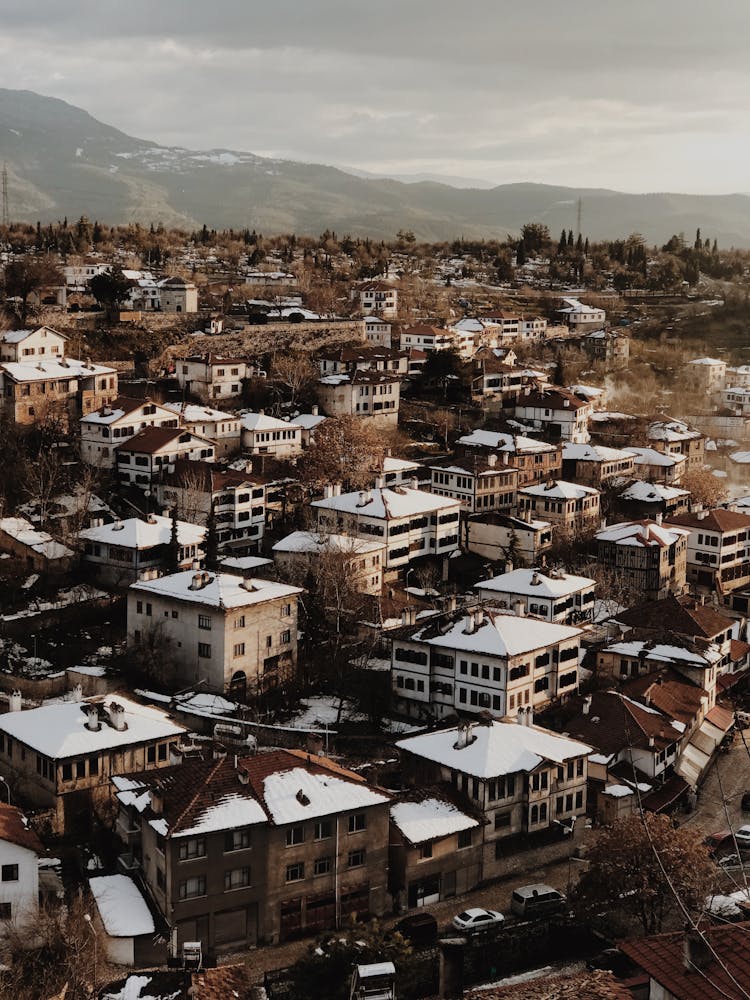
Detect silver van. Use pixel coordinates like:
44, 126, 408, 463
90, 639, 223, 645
510, 883, 566, 918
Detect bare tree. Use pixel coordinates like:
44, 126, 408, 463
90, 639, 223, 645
271, 351, 317, 408
298, 416, 385, 492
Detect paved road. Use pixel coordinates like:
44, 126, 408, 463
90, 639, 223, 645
682, 728, 750, 839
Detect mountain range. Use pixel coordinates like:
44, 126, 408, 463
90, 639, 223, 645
2, 88, 750, 245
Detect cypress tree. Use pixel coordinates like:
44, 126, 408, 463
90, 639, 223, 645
204, 501, 219, 571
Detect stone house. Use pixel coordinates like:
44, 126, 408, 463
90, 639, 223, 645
595, 519, 690, 600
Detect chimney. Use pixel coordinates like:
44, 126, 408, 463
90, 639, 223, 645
463, 614, 475, 635
147, 513, 157, 525
487, 453, 497, 468
112, 520, 125, 531
454, 722, 473, 749
71, 684, 83, 703
240, 576, 256, 592
400, 607, 416, 627
237, 767, 250, 785
410, 477, 419, 490
513, 600, 526, 618
108, 702, 127, 731
531, 571, 540, 586
189, 571, 203, 590
323, 484, 333, 499
582, 695, 592, 715
311, 404, 319, 416
445, 594, 457, 613
656, 513, 663, 526
150, 786, 164, 815
517, 707, 525, 726
525, 706, 533, 727
375, 476, 385, 489
333, 483, 342, 496
9, 691, 22, 713
683, 930, 713, 972
505, 560, 514, 574
85, 704, 101, 731
192, 559, 201, 571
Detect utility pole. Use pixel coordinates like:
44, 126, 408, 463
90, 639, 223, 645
576, 197, 582, 241
1, 163, 9, 227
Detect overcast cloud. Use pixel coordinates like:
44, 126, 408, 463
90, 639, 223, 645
0, 0, 747, 192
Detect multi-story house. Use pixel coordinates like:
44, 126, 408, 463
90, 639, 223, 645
665, 508, 750, 594
595, 519, 690, 600
158, 276, 199, 313
480, 312, 549, 345
63, 261, 110, 291
354, 280, 398, 318
475, 567, 595, 625
0, 694, 186, 835
364, 316, 392, 347
112, 749, 390, 948
457, 430, 562, 487
466, 511, 553, 565
317, 346, 408, 377
81, 397, 180, 469
725, 365, 750, 390
0, 804, 43, 935
79, 515, 206, 585
116, 427, 216, 488
0, 355, 117, 427
469, 356, 545, 410
127, 569, 303, 698
399, 325, 457, 353
615, 481, 691, 522
624, 446, 687, 485
310, 485, 462, 574
686, 357, 727, 401
155, 459, 266, 553
517, 480, 601, 536
396, 718, 590, 880
557, 297, 606, 332
647, 419, 705, 472
175, 355, 248, 402
390, 604, 581, 721
317, 371, 400, 429
272, 531, 385, 596
0, 325, 67, 362
429, 456, 517, 515
581, 329, 629, 366
162, 403, 241, 459
514, 388, 592, 443
561, 443, 636, 487
240, 412, 303, 459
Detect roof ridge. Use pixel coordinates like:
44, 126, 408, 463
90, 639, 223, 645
170, 755, 229, 834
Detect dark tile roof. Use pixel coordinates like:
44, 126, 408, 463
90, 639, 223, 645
666, 509, 750, 532
613, 595, 733, 640
620, 923, 750, 1000
622, 668, 707, 726
516, 387, 590, 411
565, 690, 683, 756
0, 803, 43, 854
116, 427, 200, 455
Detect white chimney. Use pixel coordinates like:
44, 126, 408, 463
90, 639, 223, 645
323, 484, 333, 499
85, 705, 101, 731
517, 707, 525, 726
311, 405, 319, 416
109, 702, 127, 731
513, 600, 526, 617
582, 695, 592, 716
9, 691, 22, 713
487, 454, 497, 468
71, 684, 83, 703
463, 614, 475, 634
656, 513, 663, 526
375, 476, 385, 489
410, 477, 419, 490
189, 571, 203, 590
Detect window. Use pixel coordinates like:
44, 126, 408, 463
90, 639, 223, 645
178, 838, 206, 861
286, 862, 305, 882
75, 760, 85, 778
158, 743, 167, 761
198, 642, 212, 658
314, 856, 332, 876
156, 868, 166, 891
494, 812, 511, 830
418, 843, 433, 860
198, 615, 212, 631
281, 630, 291, 645
314, 820, 332, 840
234, 615, 245, 629
348, 813, 366, 833
224, 867, 251, 891
1, 865, 18, 882
458, 829, 472, 849
179, 876, 206, 899
281, 603, 292, 617
286, 826, 304, 846
0, 903, 10, 919
233, 643, 245, 657
147, 745, 156, 764
348, 849, 366, 868
225, 829, 251, 852
61, 762, 72, 782
575, 790, 583, 810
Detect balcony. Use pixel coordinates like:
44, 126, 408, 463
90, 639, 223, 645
117, 851, 141, 874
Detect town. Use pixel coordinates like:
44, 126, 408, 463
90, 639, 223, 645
0, 217, 746, 999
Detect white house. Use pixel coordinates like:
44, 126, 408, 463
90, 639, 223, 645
355, 281, 398, 318
364, 315, 392, 347
0, 803, 43, 935
475, 567, 596, 624
81, 397, 180, 469
400, 325, 457, 353
115, 427, 216, 488
514, 388, 592, 443
557, 297, 606, 331
311, 485, 462, 572
79, 515, 206, 585
240, 412, 303, 458
158, 276, 198, 313
0, 326, 67, 362
162, 402, 242, 458
317, 370, 400, 428
624, 447, 687, 485
665, 508, 750, 594
127, 570, 304, 697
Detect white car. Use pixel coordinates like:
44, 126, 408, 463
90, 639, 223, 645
452, 907, 505, 934
734, 826, 750, 849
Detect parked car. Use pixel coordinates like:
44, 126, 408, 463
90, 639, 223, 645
510, 884, 567, 919
734, 826, 750, 850
704, 830, 734, 857
452, 908, 504, 934
392, 913, 438, 948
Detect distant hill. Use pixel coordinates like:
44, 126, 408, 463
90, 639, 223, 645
2, 88, 750, 245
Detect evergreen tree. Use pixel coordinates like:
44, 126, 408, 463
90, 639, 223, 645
575, 233, 583, 253
204, 501, 219, 571
694, 227, 701, 250
567, 229, 574, 247
166, 506, 180, 573
584, 237, 589, 255
712, 239, 718, 254
516, 241, 526, 266
558, 229, 567, 254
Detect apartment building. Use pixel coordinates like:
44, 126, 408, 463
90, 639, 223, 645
240, 412, 303, 458
596, 519, 690, 600
310, 485, 462, 573
0, 695, 185, 835
317, 370, 400, 429
81, 397, 180, 469
429, 456, 517, 515
475, 568, 595, 625
517, 480, 601, 535
127, 569, 303, 697
665, 508, 750, 594
396, 719, 590, 880
155, 459, 266, 552
162, 403, 241, 458
175, 355, 248, 402
457, 429, 562, 487
514, 388, 592, 443
390, 605, 581, 722
113, 749, 390, 949
116, 427, 216, 488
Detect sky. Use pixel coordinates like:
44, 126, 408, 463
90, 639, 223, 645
0, 0, 748, 193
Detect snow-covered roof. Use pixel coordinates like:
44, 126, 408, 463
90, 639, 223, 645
311, 486, 460, 520
219, 555, 273, 572
408, 609, 581, 658
262, 766, 389, 824
457, 429, 555, 453
605, 640, 721, 667
0, 696, 185, 759
689, 357, 725, 366
390, 797, 478, 845
625, 447, 686, 468
89, 874, 154, 937
173, 792, 267, 838
241, 412, 302, 432
567, 384, 604, 399
0, 359, 115, 383
603, 784, 634, 798
273, 531, 383, 556
294, 412, 327, 430
562, 443, 633, 462
0, 517, 73, 560
162, 402, 237, 423
648, 420, 702, 443
129, 570, 302, 609
476, 567, 594, 599
80, 515, 205, 550
519, 480, 599, 500
396, 721, 591, 779
382, 456, 421, 474
730, 452, 750, 465
596, 520, 690, 547
619, 481, 689, 502
559, 297, 603, 315
1, 326, 66, 345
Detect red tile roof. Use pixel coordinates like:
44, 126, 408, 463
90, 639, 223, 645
666, 509, 750, 532
0, 803, 43, 854
614, 595, 733, 640
620, 923, 750, 1000
116, 427, 203, 455
622, 669, 707, 726
565, 690, 683, 756
516, 387, 590, 411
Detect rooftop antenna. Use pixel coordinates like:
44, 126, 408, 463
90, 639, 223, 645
1, 163, 9, 227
